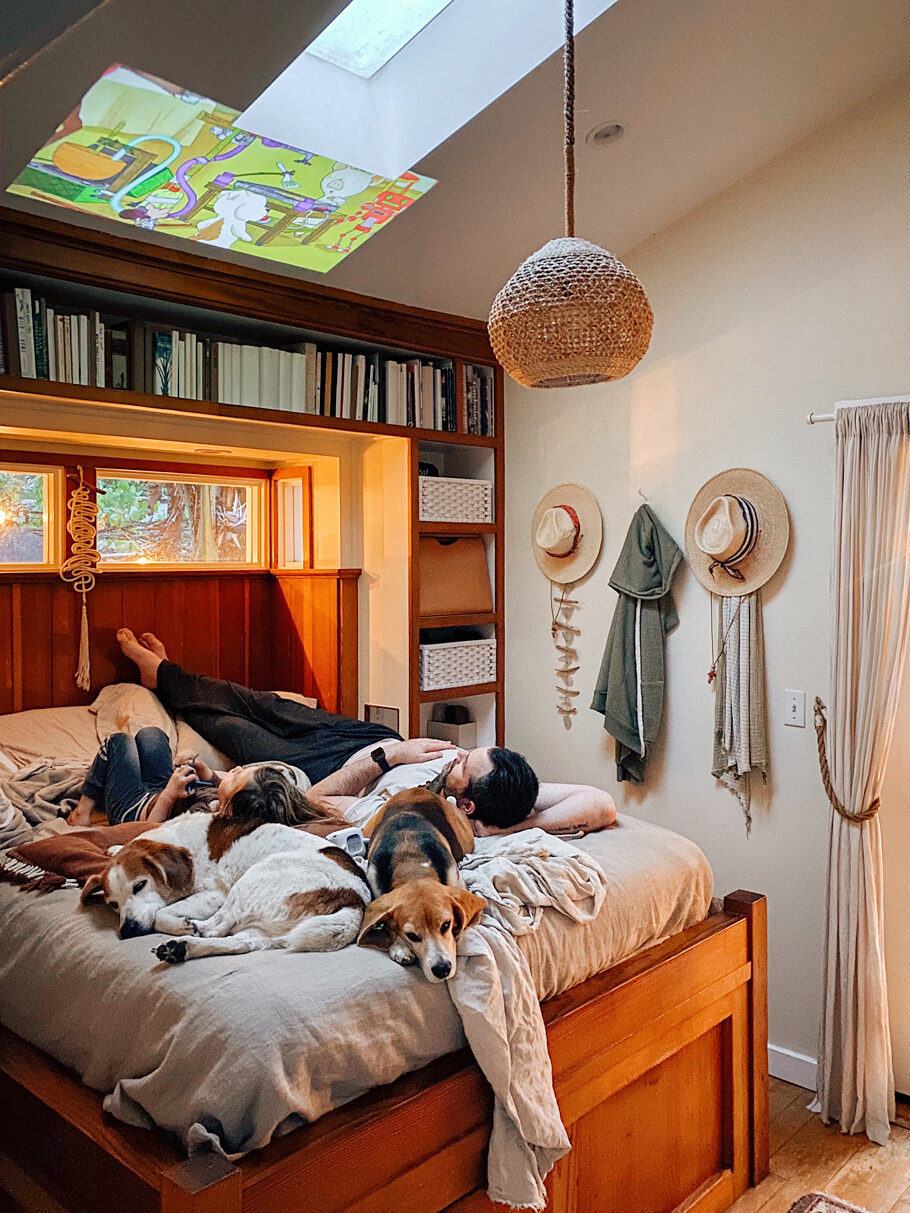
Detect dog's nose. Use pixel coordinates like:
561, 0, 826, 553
120, 918, 153, 940
431, 960, 452, 980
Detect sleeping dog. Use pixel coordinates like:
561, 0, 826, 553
80, 812, 370, 963
357, 787, 486, 982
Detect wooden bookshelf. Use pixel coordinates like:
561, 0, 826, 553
0, 208, 505, 745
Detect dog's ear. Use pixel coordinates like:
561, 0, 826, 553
357, 895, 398, 951
80, 871, 106, 904
136, 841, 195, 900
449, 888, 486, 937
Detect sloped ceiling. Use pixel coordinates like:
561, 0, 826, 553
3, 0, 910, 318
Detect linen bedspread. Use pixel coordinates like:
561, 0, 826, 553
0, 814, 711, 1160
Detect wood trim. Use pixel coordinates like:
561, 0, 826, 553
493, 365, 505, 744
0, 446, 270, 480
408, 440, 422, 737
419, 681, 499, 703
724, 890, 770, 1185
0, 892, 768, 1213
418, 522, 498, 535
419, 612, 500, 629
0, 377, 502, 450
0, 210, 495, 364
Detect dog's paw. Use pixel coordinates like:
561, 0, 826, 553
154, 939, 188, 965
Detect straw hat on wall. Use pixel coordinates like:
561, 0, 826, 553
532, 484, 603, 584
685, 468, 789, 596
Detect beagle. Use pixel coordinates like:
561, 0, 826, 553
80, 811, 370, 964
357, 787, 486, 981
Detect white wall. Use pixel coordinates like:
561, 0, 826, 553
504, 72, 910, 1076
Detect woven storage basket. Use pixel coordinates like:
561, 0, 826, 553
488, 237, 653, 388
419, 638, 497, 691
419, 476, 494, 524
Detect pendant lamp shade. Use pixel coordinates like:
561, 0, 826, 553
487, 1, 653, 388
488, 237, 653, 388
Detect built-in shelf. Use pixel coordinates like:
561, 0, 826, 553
419, 611, 499, 628
0, 376, 502, 449
417, 521, 497, 535
419, 681, 499, 703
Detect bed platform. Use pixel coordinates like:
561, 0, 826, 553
0, 890, 768, 1213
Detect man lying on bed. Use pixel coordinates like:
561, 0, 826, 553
108, 628, 616, 838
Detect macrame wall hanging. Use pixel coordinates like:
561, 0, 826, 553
60, 467, 101, 691
532, 484, 603, 729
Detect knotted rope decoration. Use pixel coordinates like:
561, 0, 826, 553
550, 581, 580, 727
813, 697, 879, 823
60, 467, 101, 692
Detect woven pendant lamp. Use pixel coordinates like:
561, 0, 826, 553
488, 0, 653, 388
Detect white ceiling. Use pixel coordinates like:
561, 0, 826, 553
3, 0, 910, 319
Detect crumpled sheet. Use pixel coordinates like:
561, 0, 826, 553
451, 830, 607, 1208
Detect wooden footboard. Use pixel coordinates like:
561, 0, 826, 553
0, 891, 768, 1213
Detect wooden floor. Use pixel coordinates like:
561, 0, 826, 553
728, 1080, 910, 1213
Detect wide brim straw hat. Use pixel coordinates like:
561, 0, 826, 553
532, 484, 603, 584
685, 468, 790, 596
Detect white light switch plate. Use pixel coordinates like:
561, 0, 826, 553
784, 689, 806, 728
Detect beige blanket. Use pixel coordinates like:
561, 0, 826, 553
0, 814, 710, 1175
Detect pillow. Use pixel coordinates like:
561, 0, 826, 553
272, 691, 318, 708
0, 705, 100, 769
174, 719, 233, 772
90, 684, 177, 749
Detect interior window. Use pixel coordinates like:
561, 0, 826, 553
0, 465, 61, 569
96, 472, 263, 567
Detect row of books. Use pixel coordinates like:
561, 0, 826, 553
0, 287, 129, 389
0, 285, 495, 435
465, 364, 495, 437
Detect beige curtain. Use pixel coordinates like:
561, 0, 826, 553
815, 399, 910, 1144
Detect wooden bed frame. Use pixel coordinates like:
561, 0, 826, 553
0, 890, 768, 1213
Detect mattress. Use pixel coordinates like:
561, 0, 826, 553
0, 813, 712, 1157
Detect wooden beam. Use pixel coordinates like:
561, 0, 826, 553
724, 891, 770, 1185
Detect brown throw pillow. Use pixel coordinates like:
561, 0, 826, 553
3, 822, 151, 892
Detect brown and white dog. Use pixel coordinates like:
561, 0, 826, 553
357, 788, 486, 982
80, 811, 370, 963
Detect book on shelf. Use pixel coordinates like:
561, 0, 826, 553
0, 284, 469, 435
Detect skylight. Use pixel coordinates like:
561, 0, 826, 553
307, 0, 454, 79
240, 0, 619, 181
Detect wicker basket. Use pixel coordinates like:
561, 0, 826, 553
419, 476, 493, 524
419, 638, 497, 691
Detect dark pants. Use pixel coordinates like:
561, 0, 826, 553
154, 662, 401, 784
82, 727, 174, 824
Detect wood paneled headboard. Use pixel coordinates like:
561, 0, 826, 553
0, 451, 359, 717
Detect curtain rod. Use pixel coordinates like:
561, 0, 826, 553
806, 395, 910, 426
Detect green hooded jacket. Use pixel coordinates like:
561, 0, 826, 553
590, 505, 682, 782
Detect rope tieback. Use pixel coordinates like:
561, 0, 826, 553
813, 697, 879, 823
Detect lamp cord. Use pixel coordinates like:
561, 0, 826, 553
564, 0, 576, 238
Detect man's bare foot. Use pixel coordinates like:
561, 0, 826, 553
140, 632, 168, 659
65, 800, 94, 828
117, 628, 163, 689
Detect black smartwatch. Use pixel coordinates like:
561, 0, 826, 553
371, 746, 391, 774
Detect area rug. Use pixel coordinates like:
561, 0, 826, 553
788, 1196, 872, 1213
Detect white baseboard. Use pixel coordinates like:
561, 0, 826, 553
768, 1043, 817, 1093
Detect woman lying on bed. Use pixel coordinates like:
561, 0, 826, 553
67, 726, 339, 830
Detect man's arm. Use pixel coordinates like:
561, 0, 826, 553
307, 739, 455, 799
473, 783, 617, 837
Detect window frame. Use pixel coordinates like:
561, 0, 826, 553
95, 468, 268, 572
0, 462, 64, 573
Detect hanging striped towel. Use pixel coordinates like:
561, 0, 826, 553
711, 591, 768, 832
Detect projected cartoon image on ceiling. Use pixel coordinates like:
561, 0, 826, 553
7, 65, 435, 273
